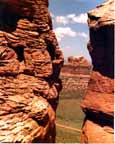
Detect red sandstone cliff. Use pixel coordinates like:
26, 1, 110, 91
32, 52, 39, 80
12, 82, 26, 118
0, 0, 63, 142
81, 0, 114, 143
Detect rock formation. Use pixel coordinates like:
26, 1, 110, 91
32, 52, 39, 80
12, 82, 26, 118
62, 56, 91, 75
87, 0, 114, 78
68, 56, 90, 67
61, 56, 91, 91
81, 0, 114, 143
0, 0, 63, 143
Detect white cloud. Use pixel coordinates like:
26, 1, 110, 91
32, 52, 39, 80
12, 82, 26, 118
54, 27, 77, 41
67, 14, 76, 19
55, 16, 68, 25
69, 13, 88, 24
77, 32, 88, 39
55, 13, 88, 25
54, 27, 88, 42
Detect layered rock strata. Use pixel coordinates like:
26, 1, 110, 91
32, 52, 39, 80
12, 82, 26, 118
0, 0, 63, 143
81, 0, 114, 143
61, 56, 91, 91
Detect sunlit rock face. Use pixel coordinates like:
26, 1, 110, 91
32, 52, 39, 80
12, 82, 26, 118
81, 0, 114, 143
0, 0, 63, 143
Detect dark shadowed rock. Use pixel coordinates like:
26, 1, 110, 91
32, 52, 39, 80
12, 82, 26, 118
88, 0, 114, 78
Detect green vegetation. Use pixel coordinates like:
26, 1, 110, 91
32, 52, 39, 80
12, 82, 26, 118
56, 88, 85, 143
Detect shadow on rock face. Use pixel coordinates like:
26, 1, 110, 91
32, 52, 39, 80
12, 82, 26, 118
0, 3, 21, 32
0, 1, 34, 32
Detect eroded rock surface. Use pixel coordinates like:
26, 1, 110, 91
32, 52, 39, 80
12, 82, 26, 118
81, 0, 114, 143
0, 0, 63, 142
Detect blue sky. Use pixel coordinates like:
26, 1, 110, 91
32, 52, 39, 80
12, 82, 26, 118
49, 0, 105, 61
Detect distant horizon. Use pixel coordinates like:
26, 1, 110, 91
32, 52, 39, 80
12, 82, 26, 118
49, 0, 105, 61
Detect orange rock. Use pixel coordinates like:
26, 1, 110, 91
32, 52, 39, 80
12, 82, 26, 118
81, 91, 114, 117
81, 120, 114, 143
0, 0, 63, 142
81, 71, 114, 116
88, 71, 114, 93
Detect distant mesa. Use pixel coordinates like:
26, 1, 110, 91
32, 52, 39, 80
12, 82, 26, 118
61, 56, 92, 76
60, 56, 92, 91
68, 56, 91, 67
